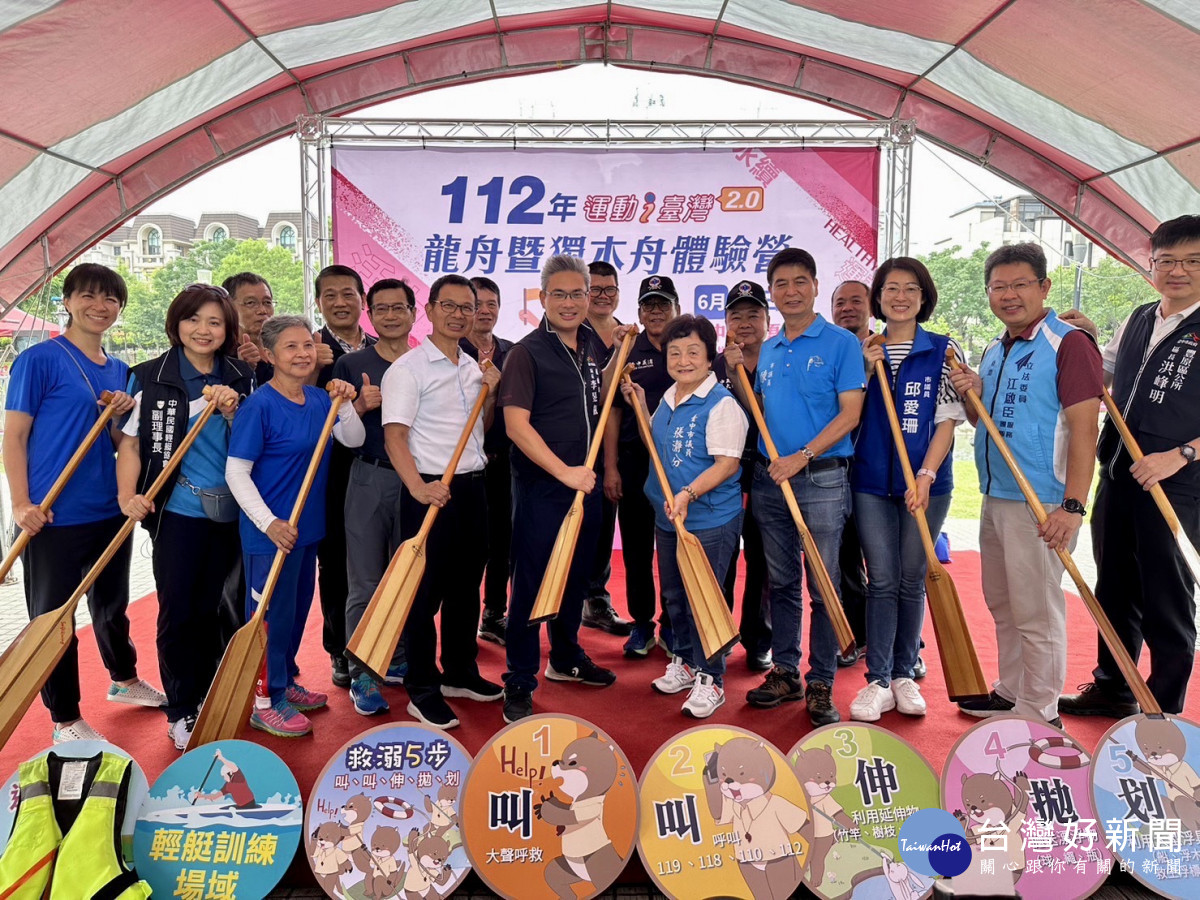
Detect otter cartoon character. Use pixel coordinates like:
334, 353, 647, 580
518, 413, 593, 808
362, 825, 404, 900
1127, 718, 1200, 835
422, 784, 460, 842
534, 732, 626, 899
309, 821, 353, 899
706, 737, 807, 900
954, 770, 1031, 880
399, 827, 453, 899
340, 794, 376, 876
792, 745, 856, 890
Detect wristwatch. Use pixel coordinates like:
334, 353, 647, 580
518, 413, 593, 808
800, 447, 815, 461
1062, 498, 1086, 516
1179, 444, 1197, 463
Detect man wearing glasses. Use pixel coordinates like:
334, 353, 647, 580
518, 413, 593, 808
381, 274, 502, 729
1059, 215, 1200, 718
225, 272, 275, 385
949, 243, 1102, 726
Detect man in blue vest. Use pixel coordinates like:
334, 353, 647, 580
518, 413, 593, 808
725, 248, 865, 726
950, 243, 1103, 726
1059, 215, 1200, 718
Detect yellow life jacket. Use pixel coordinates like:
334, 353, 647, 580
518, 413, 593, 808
0, 750, 151, 900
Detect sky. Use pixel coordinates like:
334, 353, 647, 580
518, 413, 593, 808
146, 65, 1018, 256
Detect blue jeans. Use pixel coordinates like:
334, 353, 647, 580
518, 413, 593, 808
853, 491, 952, 686
752, 461, 850, 686
656, 513, 742, 684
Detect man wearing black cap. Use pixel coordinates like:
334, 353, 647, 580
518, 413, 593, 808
713, 280, 773, 672
605, 275, 680, 658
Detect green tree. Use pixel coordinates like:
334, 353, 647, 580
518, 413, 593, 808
920, 244, 993, 361
1044, 257, 1157, 345
149, 238, 238, 306
213, 240, 305, 314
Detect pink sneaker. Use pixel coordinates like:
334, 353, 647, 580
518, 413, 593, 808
285, 682, 327, 711
250, 699, 312, 737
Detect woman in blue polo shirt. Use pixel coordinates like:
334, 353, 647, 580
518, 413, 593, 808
226, 315, 363, 738
116, 283, 254, 750
621, 315, 748, 718
850, 257, 965, 722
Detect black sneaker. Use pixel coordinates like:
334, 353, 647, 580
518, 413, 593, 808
958, 690, 1016, 718
478, 613, 507, 646
806, 681, 841, 726
407, 695, 459, 730
748, 649, 774, 672
330, 653, 350, 689
836, 644, 863, 667
1048, 717, 1063, 729
746, 667, 805, 708
503, 688, 533, 724
442, 674, 504, 702
544, 656, 617, 686
913, 655, 927, 680
582, 600, 634, 636
1058, 682, 1140, 718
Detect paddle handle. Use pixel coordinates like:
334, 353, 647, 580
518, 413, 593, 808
948, 351, 1161, 715
1101, 387, 1182, 531
622, 369, 678, 512
582, 330, 637, 471
251, 395, 345, 625
0, 390, 117, 581
734, 364, 855, 654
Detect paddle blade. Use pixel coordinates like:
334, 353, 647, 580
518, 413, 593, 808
676, 530, 739, 661
345, 537, 427, 682
530, 494, 585, 623
1174, 522, 1200, 589
0, 613, 75, 748
187, 619, 267, 750
924, 561, 989, 702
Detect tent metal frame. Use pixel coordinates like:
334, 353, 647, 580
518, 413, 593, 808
297, 115, 914, 315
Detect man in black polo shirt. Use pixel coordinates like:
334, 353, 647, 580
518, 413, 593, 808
333, 278, 416, 715
604, 275, 679, 658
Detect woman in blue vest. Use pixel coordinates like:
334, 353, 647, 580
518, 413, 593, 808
850, 257, 965, 722
117, 283, 254, 751
621, 314, 748, 718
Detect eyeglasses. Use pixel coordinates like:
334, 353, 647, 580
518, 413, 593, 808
238, 298, 274, 311
1151, 256, 1200, 272
589, 286, 619, 298
372, 303, 413, 316
436, 300, 476, 316
547, 290, 588, 302
882, 285, 922, 297
985, 279, 1044, 296
640, 299, 676, 311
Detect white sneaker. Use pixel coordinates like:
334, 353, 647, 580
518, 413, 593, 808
168, 715, 197, 751
850, 681, 896, 722
682, 673, 725, 718
652, 657, 695, 695
107, 679, 166, 708
53, 719, 106, 744
891, 678, 927, 716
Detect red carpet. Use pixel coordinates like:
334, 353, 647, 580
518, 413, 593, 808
4, 549, 1198, 887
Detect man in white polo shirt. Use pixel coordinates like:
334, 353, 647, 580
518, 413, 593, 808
382, 274, 502, 729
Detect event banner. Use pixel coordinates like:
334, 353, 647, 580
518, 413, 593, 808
331, 146, 879, 343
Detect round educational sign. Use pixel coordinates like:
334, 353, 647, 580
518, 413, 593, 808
639, 725, 808, 900
943, 715, 1109, 900
789, 723, 940, 899
0, 740, 148, 866
462, 713, 638, 900
1091, 713, 1200, 899
304, 722, 473, 900
134, 739, 301, 900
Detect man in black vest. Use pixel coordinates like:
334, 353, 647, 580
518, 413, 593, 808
498, 255, 635, 722
1060, 215, 1200, 717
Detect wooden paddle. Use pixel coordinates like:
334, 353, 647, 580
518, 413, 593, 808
345, 363, 495, 682
734, 364, 856, 654
0, 390, 223, 749
621, 368, 739, 660
868, 339, 988, 701
949, 350, 1161, 715
0, 390, 117, 583
530, 330, 637, 622
188, 393, 345, 749
1100, 386, 1200, 587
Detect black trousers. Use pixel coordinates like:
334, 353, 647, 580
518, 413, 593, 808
586, 476, 617, 605
616, 442, 664, 627
22, 515, 135, 723
1092, 474, 1200, 713
318, 446, 353, 658
839, 506, 869, 648
151, 511, 241, 721
723, 489, 772, 655
399, 472, 488, 704
482, 449, 513, 619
